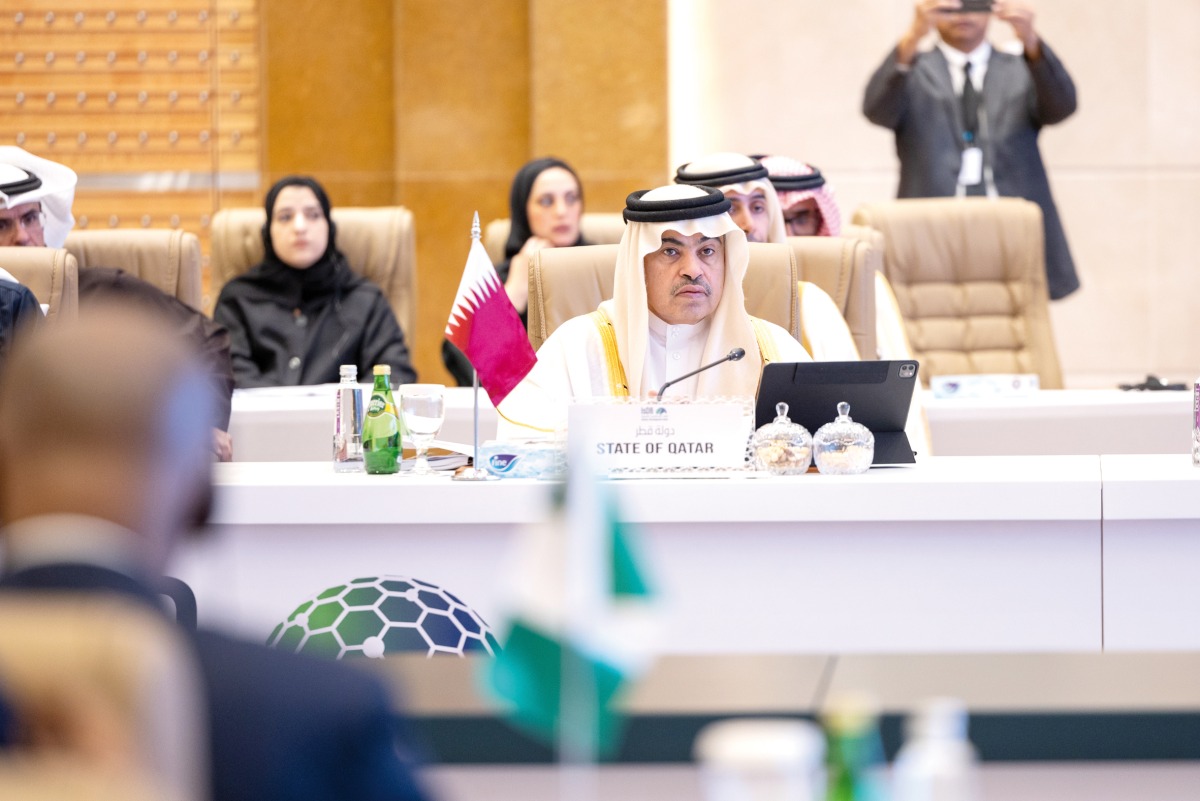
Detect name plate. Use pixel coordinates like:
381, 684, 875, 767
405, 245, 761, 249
568, 397, 753, 474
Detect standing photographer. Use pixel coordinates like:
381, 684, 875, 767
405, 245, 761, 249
863, 0, 1080, 300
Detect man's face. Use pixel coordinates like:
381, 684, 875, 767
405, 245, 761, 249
783, 198, 823, 237
0, 202, 46, 246
723, 188, 770, 243
936, 10, 990, 52
643, 230, 725, 326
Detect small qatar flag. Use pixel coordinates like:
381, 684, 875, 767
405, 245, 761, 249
445, 212, 537, 407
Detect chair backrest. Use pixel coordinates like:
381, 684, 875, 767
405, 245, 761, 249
851, 198, 1063, 388
483, 213, 627, 266
65, 230, 203, 311
528, 242, 799, 351
0, 247, 79, 321
210, 207, 417, 344
785, 235, 878, 360
0, 595, 208, 801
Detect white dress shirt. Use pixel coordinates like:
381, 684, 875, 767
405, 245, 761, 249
937, 38, 992, 96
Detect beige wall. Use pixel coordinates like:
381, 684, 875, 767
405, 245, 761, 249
670, 0, 1200, 387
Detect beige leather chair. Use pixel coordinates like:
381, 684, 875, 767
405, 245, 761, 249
528, 242, 799, 351
210, 207, 417, 344
0, 247, 79, 321
851, 198, 1063, 388
484, 213, 627, 266
65, 230, 203, 311
0, 595, 208, 801
786, 235, 878, 359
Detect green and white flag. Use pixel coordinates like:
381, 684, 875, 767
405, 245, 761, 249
483, 463, 657, 758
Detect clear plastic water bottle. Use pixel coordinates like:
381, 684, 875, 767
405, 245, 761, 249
892, 698, 981, 801
333, 364, 364, 473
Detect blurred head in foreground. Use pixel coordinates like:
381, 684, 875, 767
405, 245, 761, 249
0, 302, 215, 577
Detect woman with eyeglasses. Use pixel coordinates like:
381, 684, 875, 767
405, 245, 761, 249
443, 157, 587, 386
214, 175, 416, 388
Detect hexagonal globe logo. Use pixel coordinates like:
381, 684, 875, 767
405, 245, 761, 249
267, 575, 500, 659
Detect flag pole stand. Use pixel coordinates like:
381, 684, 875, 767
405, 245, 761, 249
453, 211, 499, 482
452, 371, 497, 481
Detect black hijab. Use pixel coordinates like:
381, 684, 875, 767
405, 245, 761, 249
255, 175, 352, 307
503, 158, 585, 260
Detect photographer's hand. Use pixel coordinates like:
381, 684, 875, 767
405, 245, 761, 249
899, 0, 963, 65
994, 1, 1041, 59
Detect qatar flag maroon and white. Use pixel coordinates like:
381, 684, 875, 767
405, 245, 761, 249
445, 218, 537, 406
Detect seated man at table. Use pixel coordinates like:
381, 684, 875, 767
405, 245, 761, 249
498, 184, 811, 436
674, 152, 860, 361
0, 302, 431, 801
0, 146, 234, 460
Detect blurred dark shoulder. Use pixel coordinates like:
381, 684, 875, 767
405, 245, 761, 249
78, 268, 234, 430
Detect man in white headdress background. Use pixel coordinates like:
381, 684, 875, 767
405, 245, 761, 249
0, 146, 77, 251
674, 153, 859, 362
760, 155, 914, 363
498, 185, 811, 436
0, 147, 76, 357
757, 157, 842, 238
760, 155, 930, 454
0, 146, 235, 460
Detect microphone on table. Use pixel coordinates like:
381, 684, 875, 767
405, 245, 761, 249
656, 348, 746, 400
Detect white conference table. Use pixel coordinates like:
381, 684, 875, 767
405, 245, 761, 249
228, 386, 1193, 462
923, 389, 1192, 456
1100, 454, 1200, 651
178, 454, 1108, 654
229, 386, 498, 462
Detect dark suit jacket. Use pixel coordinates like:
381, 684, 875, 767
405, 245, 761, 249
863, 42, 1080, 300
0, 279, 41, 364
0, 563, 430, 801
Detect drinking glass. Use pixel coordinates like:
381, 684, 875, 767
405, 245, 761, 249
399, 384, 445, 476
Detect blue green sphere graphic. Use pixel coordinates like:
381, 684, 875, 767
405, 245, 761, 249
268, 575, 499, 659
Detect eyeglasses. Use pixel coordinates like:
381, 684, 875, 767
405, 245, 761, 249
0, 207, 46, 241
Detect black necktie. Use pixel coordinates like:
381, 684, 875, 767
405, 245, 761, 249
962, 62, 980, 143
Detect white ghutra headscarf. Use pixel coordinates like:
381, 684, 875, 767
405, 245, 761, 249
675, 152, 788, 244
599, 184, 763, 399
0, 147, 78, 248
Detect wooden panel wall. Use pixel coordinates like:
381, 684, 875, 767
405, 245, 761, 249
391, 0, 669, 383
529, 1, 670, 210
262, 0, 395, 206
4, 1, 670, 380
0, 0, 262, 306
392, 0, 532, 383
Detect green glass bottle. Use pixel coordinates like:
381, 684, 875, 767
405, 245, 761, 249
362, 365, 402, 474
823, 694, 888, 801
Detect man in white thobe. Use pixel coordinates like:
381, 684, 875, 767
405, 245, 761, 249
498, 185, 810, 437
